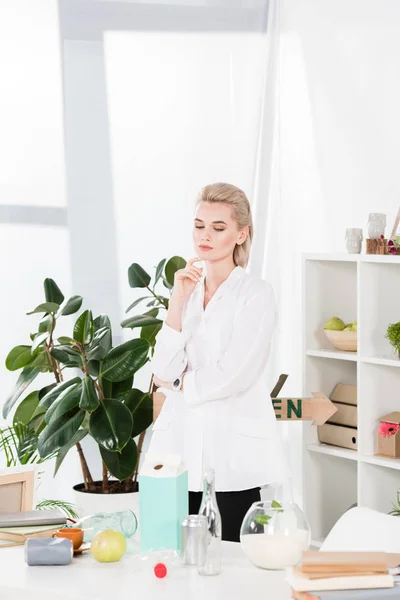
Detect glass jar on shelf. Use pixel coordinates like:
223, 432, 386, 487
345, 228, 363, 254
368, 213, 386, 239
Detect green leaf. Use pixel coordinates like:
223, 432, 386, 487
165, 256, 186, 287
79, 376, 99, 412
73, 310, 94, 345
57, 336, 74, 345
155, 258, 167, 285
100, 439, 137, 481
94, 314, 112, 333
50, 345, 82, 367
44, 278, 64, 305
45, 383, 82, 424
38, 314, 53, 333
111, 377, 134, 400
26, 302, 60, 315
89, 400, 133, 452
125, 296, 151, 314
86, 326, 112, 361
162, 277, 173, 290
31, 332, 49, 353
271, 500, 283, 511
128, 263, 151, 288
54, 429, 88, 476
30, 351, 53, 372
39, 383, 57, 402
13, 391, 45, 428
38, 377, 82, 409
38, 409, 84, 457
100, 339, 149, 382
87, 360, 100, 378
101, 376, 133, 402
5, 346, 34, 371
254, 514, 272, 525
59, 295, 83, 316
17, 427, 38, 465
141, 322, 162, 347
17, 429, 39, 464
120, 315, 162, 329
124, 389, 153, 437
2, 367, 41, 418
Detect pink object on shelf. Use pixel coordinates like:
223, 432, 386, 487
378, 422, 400, 437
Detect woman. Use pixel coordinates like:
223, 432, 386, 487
149, 182, 286, 542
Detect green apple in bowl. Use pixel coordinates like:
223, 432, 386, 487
351, 320, 357, 331
323, 317, 345, 331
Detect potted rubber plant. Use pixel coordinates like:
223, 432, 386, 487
3, 278, 154, 517
2, 255, 185, 518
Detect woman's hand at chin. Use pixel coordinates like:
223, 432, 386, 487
172, 257, 203, 299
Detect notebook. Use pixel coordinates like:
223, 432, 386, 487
292, 583, 400, 599
0, 509, 66, 528
287, 568, 394, 592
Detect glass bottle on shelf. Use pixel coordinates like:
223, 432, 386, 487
197, 468, 222, 576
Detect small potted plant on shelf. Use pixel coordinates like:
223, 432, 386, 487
3, 256, 185, 519
385, 322, 400, 359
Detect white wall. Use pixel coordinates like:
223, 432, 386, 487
278, 0, 400, 505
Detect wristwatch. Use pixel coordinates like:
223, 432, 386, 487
172, 376, 182, 391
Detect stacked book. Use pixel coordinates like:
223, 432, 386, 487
288, 551, 400, 599
0, 510, 67, 547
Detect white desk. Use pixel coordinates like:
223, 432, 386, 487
0, 541, 292, 600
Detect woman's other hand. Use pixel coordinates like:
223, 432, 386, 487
172, 257, 203, 299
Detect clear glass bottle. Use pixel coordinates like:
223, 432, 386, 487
73, 510, 137, 543
197, 468, 222, 576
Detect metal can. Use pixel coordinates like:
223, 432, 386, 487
181, 515, 208, 565
25, 537, 73, 566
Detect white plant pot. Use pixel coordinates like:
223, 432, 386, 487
73, 482, 141, 540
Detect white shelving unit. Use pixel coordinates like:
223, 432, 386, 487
302, 253, 400, 547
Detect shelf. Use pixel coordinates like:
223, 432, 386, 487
307, 443, 358, 461
306, 349, 358, 362
303, 253, 400, 264
360, 454, 400, 471
360, 356, 400, 368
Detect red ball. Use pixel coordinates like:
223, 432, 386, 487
154, 562, 167, 578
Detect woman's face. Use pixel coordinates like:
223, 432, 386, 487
193, 201, 248, 263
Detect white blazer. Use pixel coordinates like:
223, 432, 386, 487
148, 265, 287, 492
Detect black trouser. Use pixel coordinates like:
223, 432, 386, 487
189, 487, 261, 543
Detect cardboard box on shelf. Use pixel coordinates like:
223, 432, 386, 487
318, 423, 357, 450
317, 384, 358, 450
330, 384, 357, 407
376, 412, 400, 459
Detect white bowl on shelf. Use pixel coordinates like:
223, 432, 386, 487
323, 329, 357, 352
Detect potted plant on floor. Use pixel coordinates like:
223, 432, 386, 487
2, 256, 185, 519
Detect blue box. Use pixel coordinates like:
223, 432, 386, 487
138, 455, 188, 553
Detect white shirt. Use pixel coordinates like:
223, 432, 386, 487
148, 265, 287, 492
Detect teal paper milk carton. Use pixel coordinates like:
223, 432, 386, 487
138, 453, 188, 552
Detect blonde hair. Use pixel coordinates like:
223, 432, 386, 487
196, 182, 253, 268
